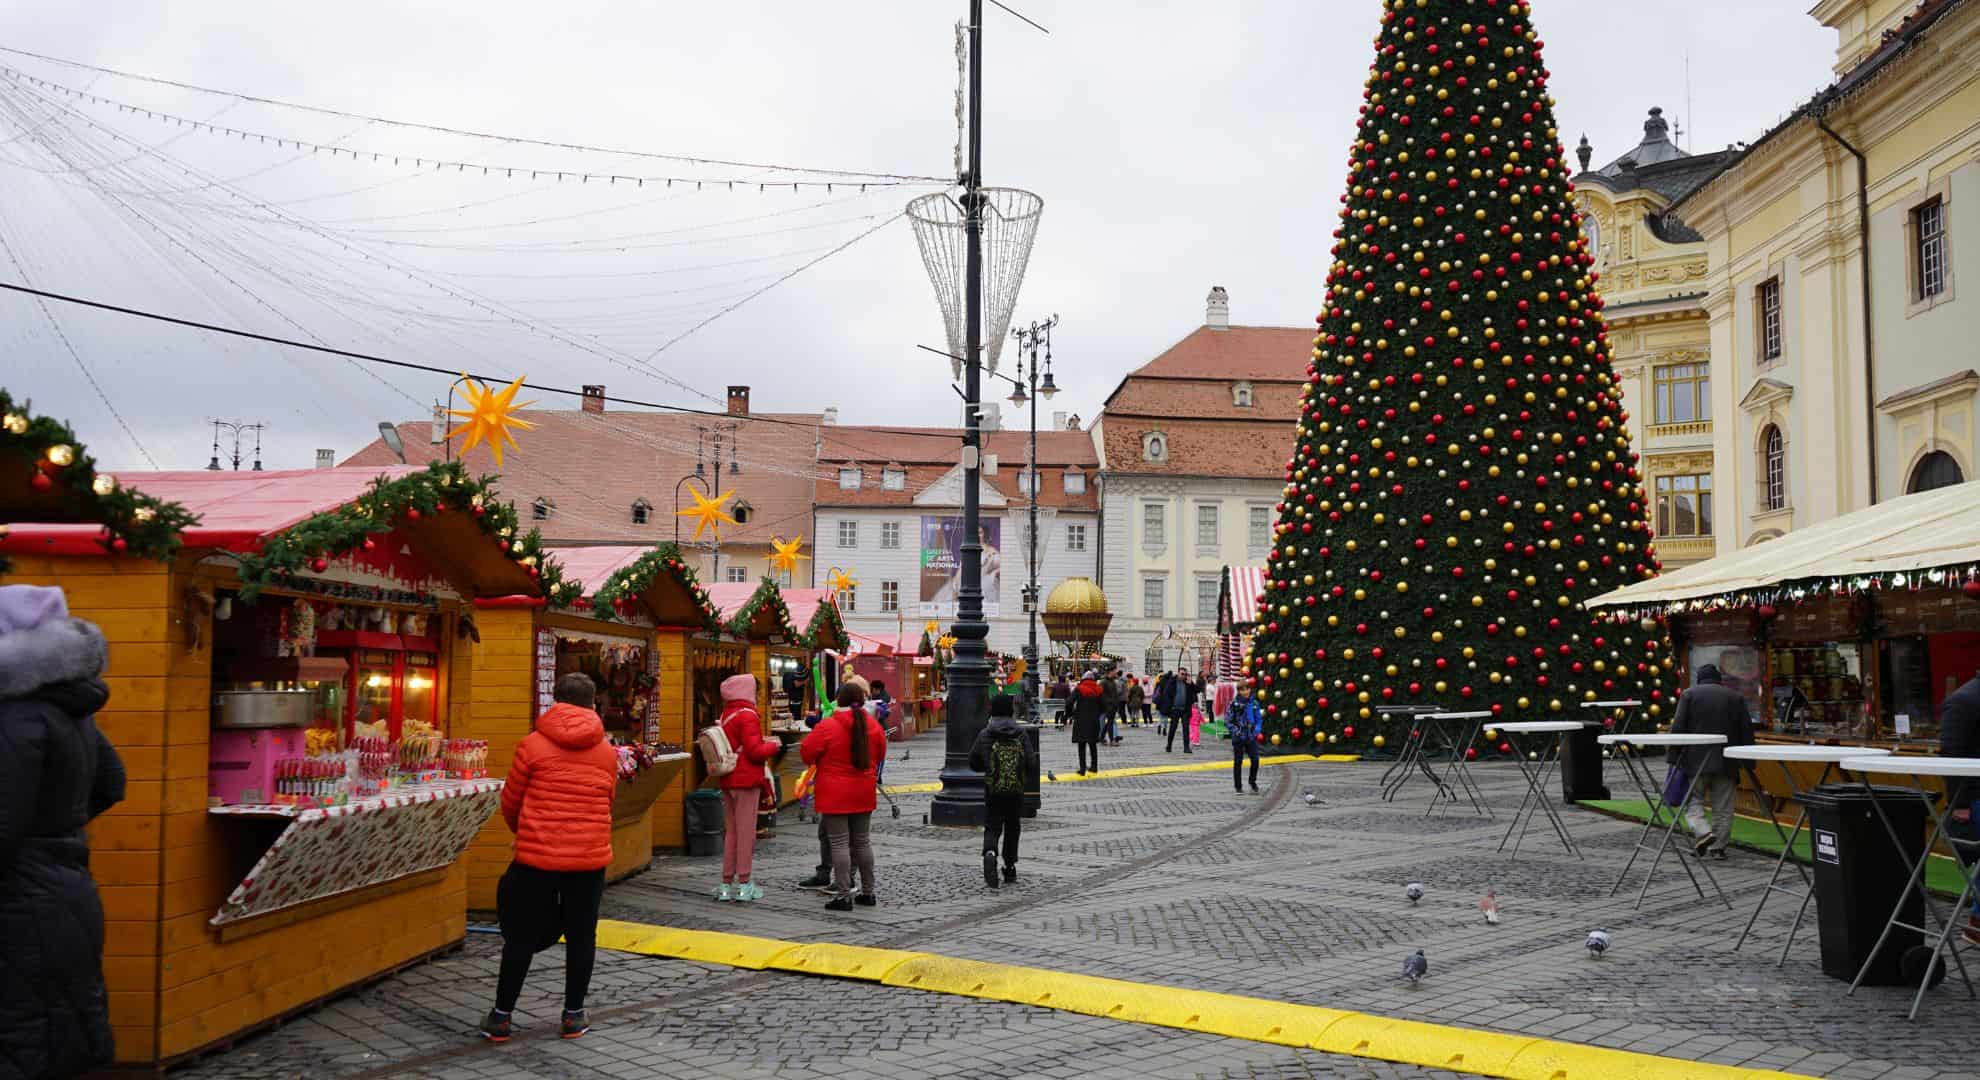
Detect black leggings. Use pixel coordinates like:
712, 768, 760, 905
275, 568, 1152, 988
495, 862, 606, 1013
1233, 740, 1260, 791
1077, 740, 1100, 773
984, 792, 1023, 867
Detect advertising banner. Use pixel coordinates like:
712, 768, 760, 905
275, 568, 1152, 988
919, 516, 1001, 618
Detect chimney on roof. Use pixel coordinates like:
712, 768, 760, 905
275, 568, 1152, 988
1052, 410, 1067, 430
822, 406, 839, 425
1067, 413, 1081, 430
1206, 286, 1230, 330
429, 403, 446, 444
581, 385, 606, 414
727, 385, 750, 416
314, 449, 335, 469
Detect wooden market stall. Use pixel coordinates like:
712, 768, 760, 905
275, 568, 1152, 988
847, 629, 936, 737
0, 461, 561, 1067
1587, 480, 1980, 814
454, 543, 711, 897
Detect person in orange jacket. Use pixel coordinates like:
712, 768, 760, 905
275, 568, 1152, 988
482, 674, 618, 1044
715, 673, 782, 902
800, 679, 888, 911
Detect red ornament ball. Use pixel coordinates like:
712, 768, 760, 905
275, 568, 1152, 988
1465, 747, 1479, 761
405, 508, 422, 521
309, 557, 329, 573
361, 538, 377, 552
1964, 580, 1980, 600
29, 472, 52, 492
1755, 604, 1778, 619
111, 538, 128, 553
1343, 725, 1356, 739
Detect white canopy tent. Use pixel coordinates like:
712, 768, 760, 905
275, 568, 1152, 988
1587, 481, 1980, 615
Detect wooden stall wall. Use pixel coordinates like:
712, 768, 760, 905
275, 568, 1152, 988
652, 632, 692, 850
462, 604, 534, 910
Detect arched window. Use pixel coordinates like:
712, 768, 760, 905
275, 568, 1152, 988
1908, 451, 1965, 494
631, 498, 652, 525
732, 500, 753, 526
1761, 426, 1786, 512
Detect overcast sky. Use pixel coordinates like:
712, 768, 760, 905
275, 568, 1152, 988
0, 0, 1837, 473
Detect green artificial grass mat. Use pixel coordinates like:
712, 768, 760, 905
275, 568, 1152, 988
1581, 799, 1974, 898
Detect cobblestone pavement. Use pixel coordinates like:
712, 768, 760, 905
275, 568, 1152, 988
176, 721, 1980, 1079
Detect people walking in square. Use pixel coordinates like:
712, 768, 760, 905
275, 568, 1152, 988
1070, 670, 1105, 775
485, 673, 619, 1042
714, 674, 782, 902
970, 694, 1036, 888
1050, 675, 1071, 726
1669, 664, 1754, 860
1228, 684, 1264, 795
1938, 671, 1980, 944
0, 586, 127, 1079
1162, 668, 1198, 754
1128, 677, 1148, 727
802, 680, 887, 911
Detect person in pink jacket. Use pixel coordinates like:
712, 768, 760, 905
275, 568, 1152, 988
715, 674, 782, 902
800, 680, 888, 911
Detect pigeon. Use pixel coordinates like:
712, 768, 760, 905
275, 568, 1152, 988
1404, 882, 1425, 905
1401, 949, 1428, 985
1046, 770, 1058, 782
1302, 789, 1322, 806
1480, 888, 1500, 926
1586, 928, 1611, 959
901, 749, 911, 763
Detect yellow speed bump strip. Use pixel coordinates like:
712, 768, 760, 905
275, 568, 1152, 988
881, 752, 1360, 795
594, 921, 1811, 1080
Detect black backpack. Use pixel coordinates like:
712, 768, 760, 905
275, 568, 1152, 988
986, 734, 1026, 795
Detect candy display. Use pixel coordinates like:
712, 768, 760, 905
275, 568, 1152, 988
444, 739, 489, 778
273, 757, 346, 807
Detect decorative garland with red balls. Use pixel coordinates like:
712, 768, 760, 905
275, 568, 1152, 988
802, 598, 847, 651
585, 542, 720, 630
233, 461, 574, 603
0, 387, 199, 575
722, 577, 797, 640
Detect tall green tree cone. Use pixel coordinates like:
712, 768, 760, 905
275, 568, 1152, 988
1245, 0, 1674, 755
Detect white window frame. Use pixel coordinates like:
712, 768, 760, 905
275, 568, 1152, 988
1762, 425, 1787, 513
1063, 471, 1087, 494
725, 566, 749, 584
1065, 522, 1087, 552
881, 467, 907, 491
838, 467, 863, 491
1142, 503, 1166, 547
880, 521, 902, 550
837, 520, 859, 549
1757, 278, 1783, 365
840, 585, 857, 612
1141, 575, 1166, 619
1232, 381, 1254, 408
1195, 504, 1220, 549
880, 581, 900, 613
1195, 576, 1221, 623
1248, 505, 1271, 555
1916, 197, 1948, 301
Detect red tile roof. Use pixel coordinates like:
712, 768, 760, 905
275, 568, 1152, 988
1099, 417, 1294, 480
343, 410, 822, 548
813, 426, 1099, 510
1096, 325, 1313, 479
1108, 325, 1314, 393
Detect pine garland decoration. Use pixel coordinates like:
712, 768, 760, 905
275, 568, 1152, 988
585, 542, 719, 629
234, 461, 575, 603
0, 387, 199, 575
802, 597, 846, 651
723, 577, 797, 639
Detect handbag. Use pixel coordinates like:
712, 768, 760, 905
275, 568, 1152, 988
1660, 762, 1690, 807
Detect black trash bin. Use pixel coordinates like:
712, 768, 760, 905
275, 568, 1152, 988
1558, 721, 1611, 803
685, 788, 726, 857
1795, 783, 1929, 985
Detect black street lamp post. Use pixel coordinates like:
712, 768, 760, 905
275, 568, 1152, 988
1003, 316, 1059, 724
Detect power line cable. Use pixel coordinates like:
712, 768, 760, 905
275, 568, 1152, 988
0, 46, 953, 183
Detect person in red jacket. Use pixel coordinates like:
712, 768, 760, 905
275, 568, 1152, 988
715, 673, 781, 902
800, 680, 888, 911
482, 674, 619, 1044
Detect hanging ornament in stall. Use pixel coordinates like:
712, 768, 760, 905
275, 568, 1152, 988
446, 374, 536, 467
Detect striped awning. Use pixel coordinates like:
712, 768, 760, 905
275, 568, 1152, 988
1222, 566, 1269, 631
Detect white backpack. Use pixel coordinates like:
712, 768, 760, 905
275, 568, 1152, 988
697, 723, 739, 777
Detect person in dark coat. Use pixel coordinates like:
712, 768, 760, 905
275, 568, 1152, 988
1938, 672, 1980, 938
1668, 664, 1754, 859
1163, 668, 1199, 754
0, 585, 126, 1079
969, 695, 1037, 887
1069, 671, 1105, 776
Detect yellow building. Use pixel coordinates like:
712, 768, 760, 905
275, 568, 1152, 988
1671, 0, 1978, 546
1573, 109, 1739, 568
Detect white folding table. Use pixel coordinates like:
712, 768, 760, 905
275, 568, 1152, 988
1376, 704, 1448, 803
1423, 711, 1495, 818
1836, 755, 1980, 1020
1494, 720, 1586, 859
1725, 744, 1891, 965
1599, 732, 1732, 910
1582, 699, 1645, 735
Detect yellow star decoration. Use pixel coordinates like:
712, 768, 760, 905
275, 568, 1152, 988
924, 619, 941, 636
937, 633, 957, 651
675, 487, 737, 542
769, 535, 810, 576
826, 567, 859, 595
446, 374, 536, 466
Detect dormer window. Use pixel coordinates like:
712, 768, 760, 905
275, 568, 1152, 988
1063, 471, 1087, 495
531, 497, 555, 521
882, 467, 907, 491
1142, 431, 1169, 464
1232, 381, 1254, 408
732, 499, 753, 526
838, 468, 863, 491
630, 498, 651, 526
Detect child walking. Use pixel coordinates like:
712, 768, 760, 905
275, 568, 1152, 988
969, 695, 1036, 888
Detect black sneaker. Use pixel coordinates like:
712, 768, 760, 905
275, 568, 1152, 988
1711, 849, 1730, 862
1250, 784, 1261, 794
560, 1009, 590, 1040
798, 872, 833, 891
1693, 836, 1711, 857
825, 895, 854, 912
479, 1010, 512, 1043
1002, 866, 1016, 883
983, 850, 1000, 888
854, 893, 877, 907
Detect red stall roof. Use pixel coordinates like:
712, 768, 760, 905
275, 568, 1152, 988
2, 467, 418, 555
543, 545, 650, 589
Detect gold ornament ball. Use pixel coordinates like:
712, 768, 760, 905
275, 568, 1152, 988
1, 412, 25, 434
132, 507, 155, 523
46, 444, 75, 467
1372, 734, 1386, 748
92, 474, 116, 496
1484, 728, 1499, 740
1270, 733, 1282, 746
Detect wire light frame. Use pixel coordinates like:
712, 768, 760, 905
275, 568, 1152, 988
906, 188, 1043, 380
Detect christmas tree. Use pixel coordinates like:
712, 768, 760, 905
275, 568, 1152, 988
1246, 0, 1671, 754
